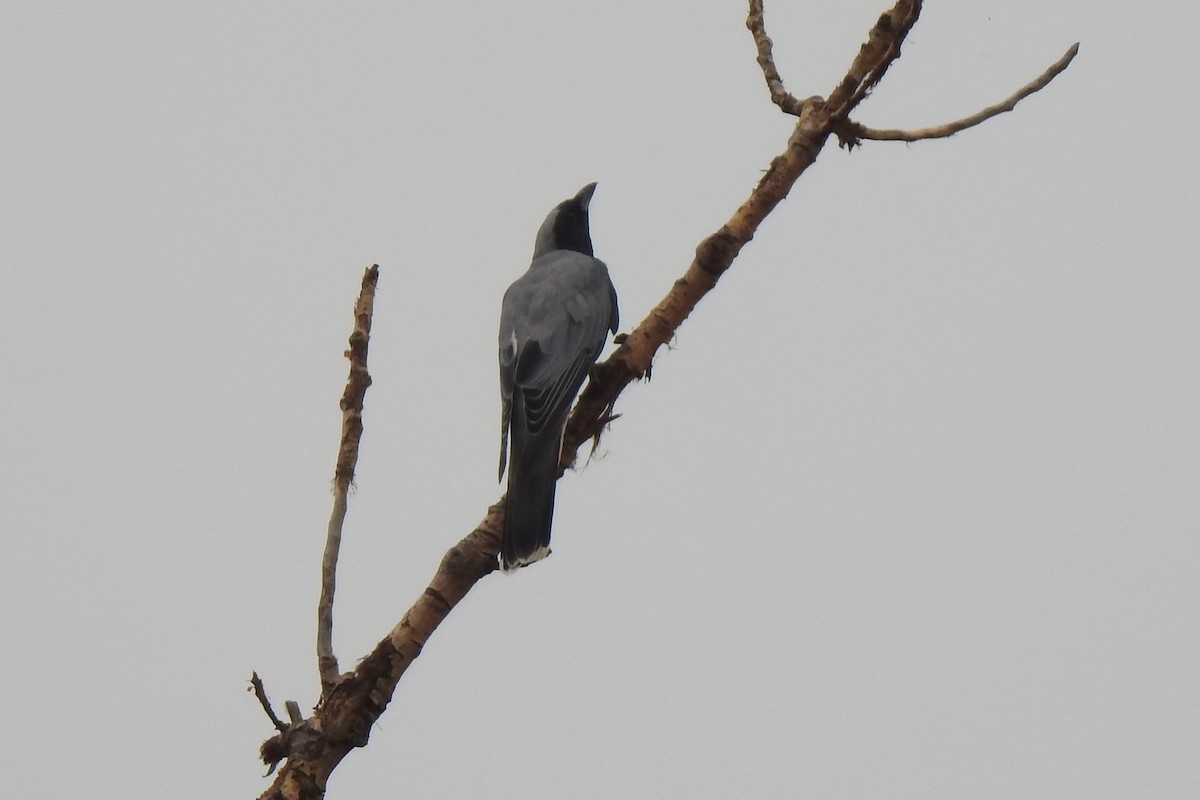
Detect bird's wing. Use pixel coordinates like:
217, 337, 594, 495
607, 274, 620, 334
500, 252, 615, 472
498, 328, 517, 480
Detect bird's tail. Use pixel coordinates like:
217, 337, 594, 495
501, 428, 561, 571
502, 467, 557, 570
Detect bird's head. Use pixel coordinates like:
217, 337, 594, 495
532, 182, 597, 259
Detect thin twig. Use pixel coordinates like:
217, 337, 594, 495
746, 0, 804, 115
317, 265, 380, 696
250, 672, 288, 733
844, 42, 1080, 144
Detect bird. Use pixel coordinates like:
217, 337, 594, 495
497, 182, 619, 570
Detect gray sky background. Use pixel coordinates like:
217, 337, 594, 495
3, 2, 1197, 797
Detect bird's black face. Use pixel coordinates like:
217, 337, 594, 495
550, 199, 594, 256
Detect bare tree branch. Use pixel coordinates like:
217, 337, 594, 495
262, 2, 932, 792
250, 672, 288, 733
256, 3, 1079, 797
842, 43, 1080, 145
251, 673, 294, 777
746, 0, 805, 115
826, 1, 923, 118
317, 264, 380, 695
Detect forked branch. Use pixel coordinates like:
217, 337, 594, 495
256, 3, 1077, 797
564, 0, 926, 452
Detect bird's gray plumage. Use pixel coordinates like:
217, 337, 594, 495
498, 183, 619, 570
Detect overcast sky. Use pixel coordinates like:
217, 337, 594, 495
3, 1, 1197, 798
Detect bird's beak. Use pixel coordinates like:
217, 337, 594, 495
575, 182, 598, 210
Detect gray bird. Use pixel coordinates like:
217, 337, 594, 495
498, 183, 619, 570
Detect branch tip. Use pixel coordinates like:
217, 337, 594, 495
250, 672, 288, 733
746, 0, 805, 115
285, 700, 304, 725
845, 41, 1079, 145
318, 265, 381, 695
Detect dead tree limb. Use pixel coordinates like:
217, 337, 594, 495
841, 43, 1080, 146
317, 265, 379, 695
250, 672, 288, 734
745, 0, 806, 115
255, 3, 1077, 797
